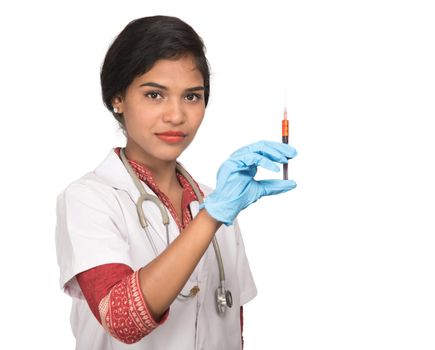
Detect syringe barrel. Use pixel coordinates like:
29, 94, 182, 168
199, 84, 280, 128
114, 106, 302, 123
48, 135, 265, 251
282, 120, 289, 137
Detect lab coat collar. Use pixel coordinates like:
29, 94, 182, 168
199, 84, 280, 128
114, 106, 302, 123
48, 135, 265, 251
93, 148, 142, 201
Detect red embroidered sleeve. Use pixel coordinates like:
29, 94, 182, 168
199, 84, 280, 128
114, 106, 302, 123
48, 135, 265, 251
100, 270, 169, 344
77, 264, 168, 344
76, 263, 133, 323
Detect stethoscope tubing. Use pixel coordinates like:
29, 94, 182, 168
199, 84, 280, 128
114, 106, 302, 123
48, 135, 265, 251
119, 148, 227, 296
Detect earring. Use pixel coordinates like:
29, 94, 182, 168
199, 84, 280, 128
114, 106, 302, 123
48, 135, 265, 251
113, 107, 119, 113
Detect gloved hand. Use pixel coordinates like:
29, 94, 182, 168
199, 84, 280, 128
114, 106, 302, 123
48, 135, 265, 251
199, 140, 297, 226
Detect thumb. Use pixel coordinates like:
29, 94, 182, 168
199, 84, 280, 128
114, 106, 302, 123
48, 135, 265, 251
257, 179, 297, 196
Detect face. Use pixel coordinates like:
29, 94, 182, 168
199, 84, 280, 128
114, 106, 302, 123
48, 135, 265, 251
113, 55, 206, 167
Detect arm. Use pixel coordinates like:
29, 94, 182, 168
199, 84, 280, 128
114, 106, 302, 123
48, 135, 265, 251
75, 209, 221, 341
139, 140, 297, 320
139, 209, 221, 319
77, 264, 170, 344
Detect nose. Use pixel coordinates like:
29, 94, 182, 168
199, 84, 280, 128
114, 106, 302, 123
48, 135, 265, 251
162, 99, 186, 125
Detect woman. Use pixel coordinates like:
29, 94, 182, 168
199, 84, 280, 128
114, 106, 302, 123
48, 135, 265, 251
55, 15, 297, 350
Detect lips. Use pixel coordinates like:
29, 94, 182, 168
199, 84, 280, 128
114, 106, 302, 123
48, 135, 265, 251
155, 130, 187, 144
156, 131, 187, 137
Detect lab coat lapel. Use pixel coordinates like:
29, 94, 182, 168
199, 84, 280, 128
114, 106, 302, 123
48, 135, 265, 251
93, 148, 179, 247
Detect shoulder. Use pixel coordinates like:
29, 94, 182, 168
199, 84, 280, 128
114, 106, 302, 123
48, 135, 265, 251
58, 171, 112, 198
57, 149, 123, 205
56, 170, 121, 218
55, 170, 128, 243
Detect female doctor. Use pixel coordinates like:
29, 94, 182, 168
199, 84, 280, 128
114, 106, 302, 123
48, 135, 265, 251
55, 15, 297, 350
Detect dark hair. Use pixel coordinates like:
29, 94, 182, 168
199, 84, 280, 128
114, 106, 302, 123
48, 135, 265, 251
101, 15, 210, 131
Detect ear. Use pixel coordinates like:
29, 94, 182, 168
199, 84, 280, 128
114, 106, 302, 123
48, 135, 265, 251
111, 95, 124, 113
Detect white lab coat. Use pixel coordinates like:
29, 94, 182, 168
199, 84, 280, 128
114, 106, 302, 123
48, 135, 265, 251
55, 149, 257, 350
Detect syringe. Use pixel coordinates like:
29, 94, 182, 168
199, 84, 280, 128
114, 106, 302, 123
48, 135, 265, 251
282, 108, 289, 180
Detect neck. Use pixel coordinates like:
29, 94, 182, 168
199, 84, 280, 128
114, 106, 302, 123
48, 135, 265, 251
124, 143, 180, 194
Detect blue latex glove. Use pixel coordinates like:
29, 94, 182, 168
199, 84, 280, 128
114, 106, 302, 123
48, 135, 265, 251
199, 140, 297, 225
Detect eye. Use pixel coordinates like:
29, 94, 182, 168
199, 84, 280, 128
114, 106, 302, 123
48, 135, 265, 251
145, 91, 163, 100
185, 93, 203, 102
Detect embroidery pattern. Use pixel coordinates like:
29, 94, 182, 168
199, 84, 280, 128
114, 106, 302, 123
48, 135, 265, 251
104, 271, 166, 344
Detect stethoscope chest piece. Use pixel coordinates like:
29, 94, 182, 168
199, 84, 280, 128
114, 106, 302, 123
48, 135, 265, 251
216, 286, 233, 314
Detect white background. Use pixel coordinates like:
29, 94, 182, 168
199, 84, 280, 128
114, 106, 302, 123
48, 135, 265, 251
1, 0, 434, 349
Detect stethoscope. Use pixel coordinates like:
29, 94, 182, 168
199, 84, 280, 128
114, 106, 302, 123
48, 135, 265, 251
120, 148, 233, 315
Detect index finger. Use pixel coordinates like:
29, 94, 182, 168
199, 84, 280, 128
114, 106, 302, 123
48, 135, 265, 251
231, 140, 297, 160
